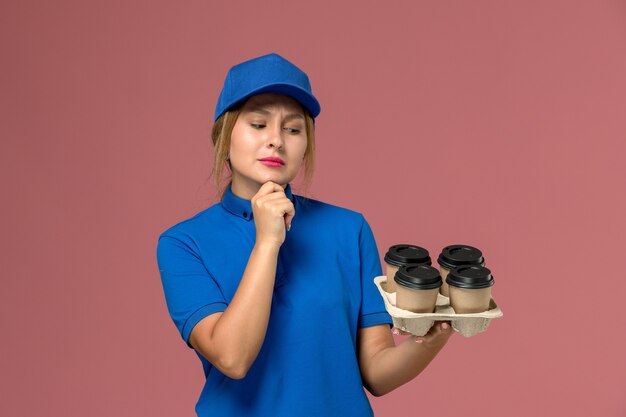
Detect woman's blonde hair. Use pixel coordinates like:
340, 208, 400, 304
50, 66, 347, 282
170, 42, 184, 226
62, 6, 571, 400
209, 102, 316, 201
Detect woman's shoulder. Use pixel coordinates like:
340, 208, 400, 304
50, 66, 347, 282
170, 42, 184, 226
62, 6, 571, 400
294, 194, 366, 225
157, 201, 224, 240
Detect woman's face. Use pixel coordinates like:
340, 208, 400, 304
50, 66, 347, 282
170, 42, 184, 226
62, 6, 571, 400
229, 93, 308, 197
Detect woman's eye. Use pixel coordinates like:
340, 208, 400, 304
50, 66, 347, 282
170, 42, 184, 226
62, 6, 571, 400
284, 127, 301, 134
250, 123, 265, 129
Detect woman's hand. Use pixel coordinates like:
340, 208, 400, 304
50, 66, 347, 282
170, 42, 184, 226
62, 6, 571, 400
358, 321, 454, 396
251, 181, 295, 247
392, 321, 454, 348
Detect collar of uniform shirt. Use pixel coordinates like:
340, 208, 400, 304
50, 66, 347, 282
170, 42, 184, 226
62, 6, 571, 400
221, 183, 295, 221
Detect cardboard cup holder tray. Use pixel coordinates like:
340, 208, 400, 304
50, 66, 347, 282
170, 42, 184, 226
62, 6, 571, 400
374, 276, 503, 337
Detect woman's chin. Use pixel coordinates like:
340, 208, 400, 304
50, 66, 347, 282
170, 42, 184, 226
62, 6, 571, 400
259, 173, 292, 186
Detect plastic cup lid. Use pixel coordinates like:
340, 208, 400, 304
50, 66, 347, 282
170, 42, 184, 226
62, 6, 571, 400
437, 244, 484, 270
446, 265, 494, 289
394, 264, 442, 290
384, 244, 431, 267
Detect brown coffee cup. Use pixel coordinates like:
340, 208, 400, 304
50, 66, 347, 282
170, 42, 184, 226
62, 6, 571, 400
447, 265, 494, 313
394, 264, 442, 313
437, 244, 485, 297
384, 244, 431, 293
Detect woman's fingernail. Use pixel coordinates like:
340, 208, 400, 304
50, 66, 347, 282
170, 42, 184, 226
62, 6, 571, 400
442, 323, 449, 330
287, 223, 291, 231
391, 328, 400, 335
415, 338, 423, 343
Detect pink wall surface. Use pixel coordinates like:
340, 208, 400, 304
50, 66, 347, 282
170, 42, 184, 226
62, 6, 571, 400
2, 1, 625, 416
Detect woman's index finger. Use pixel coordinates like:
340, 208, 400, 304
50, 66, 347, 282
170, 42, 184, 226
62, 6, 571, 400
253, 181, 286, 199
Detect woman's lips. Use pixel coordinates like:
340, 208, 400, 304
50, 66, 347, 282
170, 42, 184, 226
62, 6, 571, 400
259, 157, 285, 167
259, 160, 284, 167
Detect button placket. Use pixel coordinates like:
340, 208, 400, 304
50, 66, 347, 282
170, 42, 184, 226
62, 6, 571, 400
274, 195, 295, 288
275, 249, 287, 287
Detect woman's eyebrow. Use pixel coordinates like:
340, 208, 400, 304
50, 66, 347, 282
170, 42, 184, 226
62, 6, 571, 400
284, 113, 305, 121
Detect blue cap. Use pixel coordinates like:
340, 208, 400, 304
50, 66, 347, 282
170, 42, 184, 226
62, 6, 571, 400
214, 53, 321, 121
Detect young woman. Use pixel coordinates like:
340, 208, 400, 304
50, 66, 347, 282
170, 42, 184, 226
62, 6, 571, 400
156, 52, 453, 417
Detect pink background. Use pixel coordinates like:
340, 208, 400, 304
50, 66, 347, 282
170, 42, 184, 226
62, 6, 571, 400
2, 1, 625, 416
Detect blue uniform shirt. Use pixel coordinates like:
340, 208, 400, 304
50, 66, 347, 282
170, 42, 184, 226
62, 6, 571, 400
156, 183, 393, 417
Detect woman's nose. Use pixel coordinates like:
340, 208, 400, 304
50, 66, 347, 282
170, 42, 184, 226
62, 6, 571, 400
266, 124, 284, 149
